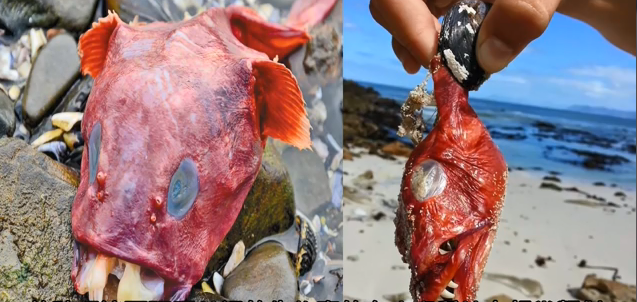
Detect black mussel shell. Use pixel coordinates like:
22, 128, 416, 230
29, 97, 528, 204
438, 0, 491, 90
295, 215, 318, 277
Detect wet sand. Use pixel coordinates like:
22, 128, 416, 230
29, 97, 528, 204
343, 149, 636, 301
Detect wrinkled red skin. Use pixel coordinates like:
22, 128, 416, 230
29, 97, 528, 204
70, 8, 311, 300
395, 56, 508, 302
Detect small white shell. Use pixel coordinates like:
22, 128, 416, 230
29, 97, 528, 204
222, 240, 245, 277
213, 272, 224, 293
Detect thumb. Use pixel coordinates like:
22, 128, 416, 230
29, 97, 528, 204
477, 0, 559, 73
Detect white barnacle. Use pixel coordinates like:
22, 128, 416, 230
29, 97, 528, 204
443, 49, 469, 82
458, 4, 477, 15
465, 23, 475, 35
457, 21, 461, 26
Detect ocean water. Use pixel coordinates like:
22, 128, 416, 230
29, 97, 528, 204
356, 81, 637, 191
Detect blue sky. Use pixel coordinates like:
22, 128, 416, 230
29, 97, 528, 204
344, 0, 637, 112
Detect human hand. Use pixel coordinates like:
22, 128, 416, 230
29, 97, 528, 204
369, 0, 560, 74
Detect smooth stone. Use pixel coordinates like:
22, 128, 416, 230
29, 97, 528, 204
23, 33, 80, 127
0, 138, 80, 300
41, 0, 99, 32
281, 147, 331, 215
0, 93, 15, 137
222, 242, 298, 301
205, 139, 295, 274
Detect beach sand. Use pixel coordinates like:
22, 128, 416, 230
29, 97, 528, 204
343, 148, 636, 301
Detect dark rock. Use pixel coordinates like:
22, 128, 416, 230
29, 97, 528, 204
206, 140, 295, 273
360, 170, 373, 179
607, 202, 620, 208
344, 148, 353, 160
0, 0, 58, 42
42, 0, 99, 32
615, 191, 627, 198
343, 80, 404, 150
0, 138, 81, 300
572, 274, 636, 302
542, 176, 561, 182
533, 121, 556, 131
544, 145, 631, 171
540, 182, 562, 191
381, 141, 413, 157
372, 211, 386, 221
578, 260, 587, 268
0, 93, 15, 137
222, 242, 298, 301
535, 256, 551, 267
346, 255, 359, 261
189, 288, 227, 301
23, 34, 80, 127
623, 143, 636, 154
281, 147, 331, 215
593, 182, 606, 187
549, 171, 561, 175
489, 130, 527, 141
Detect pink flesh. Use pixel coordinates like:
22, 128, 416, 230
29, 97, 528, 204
70, 8, 309, 299
396, 56, 508, 301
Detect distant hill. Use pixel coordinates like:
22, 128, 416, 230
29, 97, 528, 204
568, 105, 636, 120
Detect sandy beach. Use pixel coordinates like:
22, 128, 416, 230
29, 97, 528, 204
343, 148, 636, 301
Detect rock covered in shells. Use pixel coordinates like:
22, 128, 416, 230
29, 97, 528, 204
0, 138, 80, 300
221, 242, 298, 301
23, 33, 80, 127
0, 93, 15, 137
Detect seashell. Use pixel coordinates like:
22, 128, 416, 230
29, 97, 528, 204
300, 280, 312, 295
51, 112, 83, 132
30, 29, 47, 61
212, 271, 224, 293
63, 131, 83, 151
8, 86, 20, 101
201, 280, 214, 294
37, 141, 67, 162
222, 240, 245, 277
31, 128, 63, 147
17, 61, 31, 78
295, 215, 317, 276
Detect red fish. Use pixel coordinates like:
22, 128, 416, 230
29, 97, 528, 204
394, 2, 507, 301
70, 3, 334, 301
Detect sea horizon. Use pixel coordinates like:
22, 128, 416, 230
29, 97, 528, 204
352, 79, 637, 123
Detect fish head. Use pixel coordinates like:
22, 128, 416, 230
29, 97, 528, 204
70, 9, 311, 301
396, 129, 507, 301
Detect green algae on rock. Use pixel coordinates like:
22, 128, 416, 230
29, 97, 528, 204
205, 138, 296, 274
0, 138, 80, 301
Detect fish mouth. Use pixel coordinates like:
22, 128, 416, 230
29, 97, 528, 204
412, 224, 494, 302
72, 241, 166, 301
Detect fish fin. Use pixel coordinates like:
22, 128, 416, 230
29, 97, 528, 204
229, 7, 310, 59
285, 0, 339, 30
253, 60, 311, 150
77, 11, 122, 78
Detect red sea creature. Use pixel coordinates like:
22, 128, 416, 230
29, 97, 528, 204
394, 1, 508, 301
70, 2, 336, 301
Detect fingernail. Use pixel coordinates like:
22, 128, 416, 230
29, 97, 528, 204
478, 37, 514, 73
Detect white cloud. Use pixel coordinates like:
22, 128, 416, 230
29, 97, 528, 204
344, 22, 357, 29
491, 74, 528, 84
547, 77, 627, 98
567, 66, 636, 87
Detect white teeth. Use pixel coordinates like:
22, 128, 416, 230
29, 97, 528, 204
88, 254, 115, 301
439, 248, 449, 255
448, 279, 458, 288
117, 261, 164, 301
441, 289, 455, 299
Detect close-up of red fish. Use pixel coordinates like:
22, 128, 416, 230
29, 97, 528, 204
394, 1, 508, 301
69, 2, 335, 301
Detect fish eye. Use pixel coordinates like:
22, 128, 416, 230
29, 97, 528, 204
410, 159, 447, 202
167, 158, 199, 219
88, 122, 102, 185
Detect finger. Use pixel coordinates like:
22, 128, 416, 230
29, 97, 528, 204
426, 0, 458, 18
393, 37, 421, 74
372, 0, 440, 67
369, 1, 391, 33
477, 0, 560, 73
